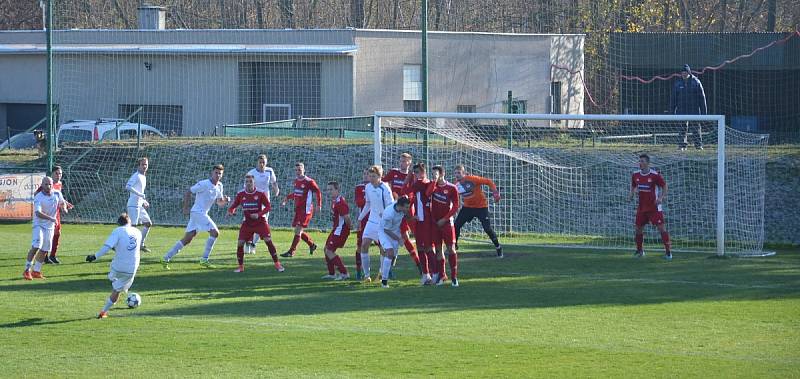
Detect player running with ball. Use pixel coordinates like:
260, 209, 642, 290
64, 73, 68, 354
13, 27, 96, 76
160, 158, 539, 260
629, 154, 672, 260
227, 174, 284, 273
85, 213, 142, 319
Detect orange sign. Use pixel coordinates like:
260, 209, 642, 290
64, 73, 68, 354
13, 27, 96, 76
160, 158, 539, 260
0, 173, 45, 221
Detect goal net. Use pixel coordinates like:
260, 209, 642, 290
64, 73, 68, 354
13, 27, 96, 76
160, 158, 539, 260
375, 112, 770, 256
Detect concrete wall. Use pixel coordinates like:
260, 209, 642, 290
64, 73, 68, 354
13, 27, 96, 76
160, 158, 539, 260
353, 30, 584, 125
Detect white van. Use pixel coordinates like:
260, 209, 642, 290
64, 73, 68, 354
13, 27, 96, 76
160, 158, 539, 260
57, 119, 165, 145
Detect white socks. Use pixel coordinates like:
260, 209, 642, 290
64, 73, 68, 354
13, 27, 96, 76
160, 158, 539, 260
164, 241, 184, 261
141, 226, 150, 244
25, 260, 33, 270
203, 236, 217, 259
102, 297, 115, 312
360, 253, 371, 277
252, 234, 260, 244
33, 261, 43, 272
381, 257, 393, 282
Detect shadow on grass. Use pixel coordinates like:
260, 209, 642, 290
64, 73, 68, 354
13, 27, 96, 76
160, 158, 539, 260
0, 317, 95, 328
2, 248, 798, 320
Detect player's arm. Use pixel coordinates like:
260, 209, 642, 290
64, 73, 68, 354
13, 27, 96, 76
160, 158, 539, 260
33, 198, 56, 222
182, 190, 192, 213
57, 192, 69, 214
126, 176, 146, 199
259, 194, 272, 216
343, 214, 354, 231
270, 173, 280, 198
382, 212, 401, 241
227, 193, 241, 215
86, 233, 117, 262
382, 183, 394, 209
311, 180, 322, 211
478, 176, 501, 202
425, 180, 436, 197
357, 193, 370, 221
438, 187, 459, 225
656, 176, 668, 205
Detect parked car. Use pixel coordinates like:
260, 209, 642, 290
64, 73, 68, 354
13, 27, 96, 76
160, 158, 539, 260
57, 119, 165, 145
0, 131, 40, 150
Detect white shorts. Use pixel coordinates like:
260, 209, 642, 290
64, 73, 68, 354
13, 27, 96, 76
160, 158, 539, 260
108, 269, 136, 292
31, 225, 55, 251
362, 221, 382, 242
378, 233, 400, 252
127, 205, 151, 225
186, 212, 218, 233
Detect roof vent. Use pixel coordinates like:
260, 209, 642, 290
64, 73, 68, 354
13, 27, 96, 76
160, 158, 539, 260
138, 5, 166, 30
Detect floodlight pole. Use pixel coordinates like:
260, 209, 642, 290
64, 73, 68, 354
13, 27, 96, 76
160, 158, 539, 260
421, 0, 429, 163
45, 0, 54, 173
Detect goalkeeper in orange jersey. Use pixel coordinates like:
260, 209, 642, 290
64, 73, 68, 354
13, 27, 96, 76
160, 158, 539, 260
452, 164, 503, 258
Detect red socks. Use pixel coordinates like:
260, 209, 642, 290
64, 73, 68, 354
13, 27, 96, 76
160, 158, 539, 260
660, 231, 671, 253
635, 233, 644, 251
325, 256, 335, 275
355, 250, 362, 270
448, 253, 458, 279
265, 240, 279, 263
236, 245, 244, 265
403, 238, 420, 265
332, 255, 347, 274
437, 258, 446, 278
418, 250, 429, 274
289, 235, 301, 252
300, 232, 314, 247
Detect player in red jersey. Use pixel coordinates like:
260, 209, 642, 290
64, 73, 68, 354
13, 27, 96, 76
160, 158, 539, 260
629, 153, 672, 260
227, 174, 284, 272
403, 162, 435, 285
382, 152, 421, 273
321, 181, 351, 280
353, 169, 369, 280
426, 165, 460, 287
281, 162, 322, 257
35, 166, 74, 264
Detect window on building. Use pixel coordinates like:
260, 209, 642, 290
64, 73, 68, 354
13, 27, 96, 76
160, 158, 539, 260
551, 81, 562, 114
403, 64, 422, 112
119, 104, 183, 136
238, 62, 321, 124
457, 105, 477, 113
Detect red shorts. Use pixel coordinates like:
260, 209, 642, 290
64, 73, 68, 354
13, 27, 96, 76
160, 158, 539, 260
635, 210, 665, 227
326, 230, 350, 252
292, 210, 313, 228
238, 223, 271, 241
413, 220, 434, 250
432, 222, 456, 247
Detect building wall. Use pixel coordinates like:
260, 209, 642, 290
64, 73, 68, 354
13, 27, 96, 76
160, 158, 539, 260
353, 30, 584, 125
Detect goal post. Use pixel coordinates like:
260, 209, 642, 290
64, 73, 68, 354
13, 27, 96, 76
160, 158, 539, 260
374, 111, 770, 257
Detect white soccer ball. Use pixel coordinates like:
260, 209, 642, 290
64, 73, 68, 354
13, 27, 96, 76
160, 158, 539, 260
126, 293, 142, 308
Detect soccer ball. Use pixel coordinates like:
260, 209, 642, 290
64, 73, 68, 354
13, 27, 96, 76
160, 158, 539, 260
126, 293, 142, 308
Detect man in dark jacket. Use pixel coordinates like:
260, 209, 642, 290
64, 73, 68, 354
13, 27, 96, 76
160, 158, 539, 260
669, 64, 708, 150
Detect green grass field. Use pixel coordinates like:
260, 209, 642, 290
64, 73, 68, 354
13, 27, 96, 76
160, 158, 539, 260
1, 222, 798, 377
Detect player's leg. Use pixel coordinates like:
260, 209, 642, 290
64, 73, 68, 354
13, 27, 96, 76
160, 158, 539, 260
199, 225, 220, 267
235, 239, 247, 272
634, 212, 647, 257
162, 224, 198, 269
380, 247, 397, 288
476, 207, 502, 257
258, 225, 283, 271
359, 221, 381, 281
98, 270, 134, 318
31, 227, 53, 279
354, 219, 366, 279
322, 244, 337, 279
399, 220, 419, 271
47, 223, 61, 263
679, 121, 690, 150
653, 212, 672, 259
300, 227, 317, 255
453, 208, 474, 250
139, 207, 153, 252
282, 223, 303, 257
692, 121, 703, 149
441, 224, 458, 286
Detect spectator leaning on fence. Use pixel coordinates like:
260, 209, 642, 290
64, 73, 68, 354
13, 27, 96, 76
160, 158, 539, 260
669, 64, 708, 150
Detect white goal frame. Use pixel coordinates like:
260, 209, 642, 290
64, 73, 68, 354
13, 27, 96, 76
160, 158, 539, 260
374, 111, 731, 256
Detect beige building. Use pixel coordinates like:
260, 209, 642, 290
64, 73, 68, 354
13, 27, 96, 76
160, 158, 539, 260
0, 28, 584, 136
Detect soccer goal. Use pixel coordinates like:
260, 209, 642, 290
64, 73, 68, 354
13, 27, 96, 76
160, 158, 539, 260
374, 112, 771, 257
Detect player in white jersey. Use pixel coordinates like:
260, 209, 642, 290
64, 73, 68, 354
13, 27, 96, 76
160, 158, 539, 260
85, 213, 142, 319
356, 165, 394, 282
378, 197, 412, 288
125, 157, 152, 252
161, 164, 230, 269
23, 176, 67, 280
244, 154, 280, 254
